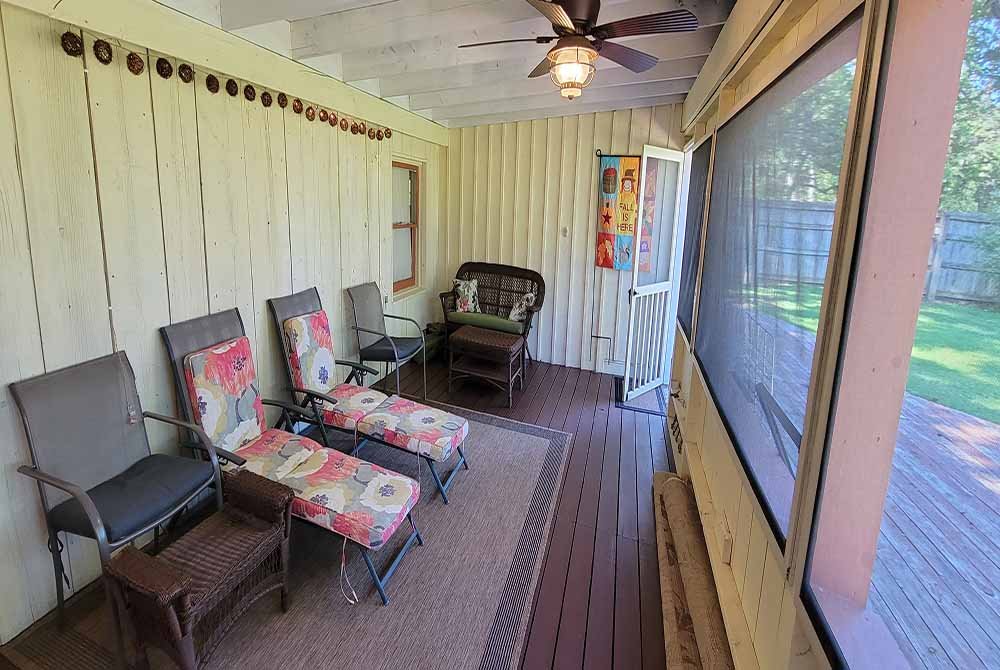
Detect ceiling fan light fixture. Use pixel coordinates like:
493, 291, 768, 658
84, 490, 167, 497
547, 37, 598, 100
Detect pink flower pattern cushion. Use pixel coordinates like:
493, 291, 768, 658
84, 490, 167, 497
357, 395, 469, 463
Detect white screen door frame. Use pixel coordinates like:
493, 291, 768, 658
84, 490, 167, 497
622, 144, 686, 400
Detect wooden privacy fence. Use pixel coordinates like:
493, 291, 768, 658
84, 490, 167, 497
754, 201, 1000, 305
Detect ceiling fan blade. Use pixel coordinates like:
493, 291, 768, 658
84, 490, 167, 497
528, 56, 551, 78
458, 36, 555, 48
525, 0, 577, 32
596, 40, 658, 73
592, 9, 699, 40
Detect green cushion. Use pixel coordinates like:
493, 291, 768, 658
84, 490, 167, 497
448, 311, 525, 335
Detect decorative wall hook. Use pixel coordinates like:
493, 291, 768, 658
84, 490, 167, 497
61, 31, 83, 57
358, 121, 367, 135
225, 78, 238, 96
340, 117, 349, 131
277, 92, 288, 108
93, 39, 112, 65
351, 122, 359, 134
261, 91, 272, 107
376, 129, 384, 141
319, 109, 328, 122
305, 106, 316, 121
329, 112, 338, 127
156, 57, 173, 79
178, 63, 194, 83
384, 128, 392, 139
206, 74, 220, 93
244, 84, 256, 101
292, 98, 303, 114
368, 127, 376, 140
126, 52, 144, 75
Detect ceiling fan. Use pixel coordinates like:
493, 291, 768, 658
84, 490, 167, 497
459, 0, 699, 100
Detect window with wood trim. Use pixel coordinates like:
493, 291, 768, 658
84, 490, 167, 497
392, 162, 419, 293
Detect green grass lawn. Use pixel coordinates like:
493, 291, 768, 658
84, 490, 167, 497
758, 282, 1000, 424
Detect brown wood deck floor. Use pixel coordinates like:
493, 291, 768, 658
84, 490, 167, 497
391, 358, 672, 670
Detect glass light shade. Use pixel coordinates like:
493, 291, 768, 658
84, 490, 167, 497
547, 41, 598, 100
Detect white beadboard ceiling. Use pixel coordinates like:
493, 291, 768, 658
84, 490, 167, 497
157, 0, 732, 127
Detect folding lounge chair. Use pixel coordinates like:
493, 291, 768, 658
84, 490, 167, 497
160, 309, 423, 605
268, 287, 470, 504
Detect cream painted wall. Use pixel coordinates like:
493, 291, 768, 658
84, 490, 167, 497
0, 3, 445, 642
440, 105, 685, 373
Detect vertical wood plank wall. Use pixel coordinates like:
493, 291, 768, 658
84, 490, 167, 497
442, 105, 685, 373
0, 4, 445, 642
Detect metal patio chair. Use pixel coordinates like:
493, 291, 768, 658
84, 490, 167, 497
269, 287, 470, 504
160, 308, 424, 605
10, 352, 225, 668
347, 281, 427, 399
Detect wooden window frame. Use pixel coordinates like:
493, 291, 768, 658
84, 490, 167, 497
392, 161, 419, 293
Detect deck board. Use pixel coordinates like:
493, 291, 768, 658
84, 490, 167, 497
391, 352, 997, 669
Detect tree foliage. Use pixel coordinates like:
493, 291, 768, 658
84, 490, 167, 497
940, 0, 1000, 269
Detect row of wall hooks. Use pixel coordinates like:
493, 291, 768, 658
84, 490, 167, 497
60, 30, 393, 141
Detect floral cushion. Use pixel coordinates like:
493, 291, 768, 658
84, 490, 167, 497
229, 428, 322, 479
279, 446, 419, 549
283, 310, 336, 395
453, 278, 480, 313
357, 395, 469, 463
184, 337, 265, 453
320, 383, 389, 430
508, 291, 536, 322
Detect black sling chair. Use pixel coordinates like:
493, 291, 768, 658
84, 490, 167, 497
347, 281, 427, 399
11, 352, 225, 669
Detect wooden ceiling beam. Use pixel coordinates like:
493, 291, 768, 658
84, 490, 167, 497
430, 78, 693, 122
221, 0, 392, 30
407, 55, 705, 110
445, 93, 687, 127
339, 26, 721, 82
292, 0, 656, 59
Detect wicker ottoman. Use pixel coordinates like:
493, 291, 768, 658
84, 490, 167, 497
449, 325, 525, 407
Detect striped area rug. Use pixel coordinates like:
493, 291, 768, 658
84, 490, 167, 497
2, 405, 570, 670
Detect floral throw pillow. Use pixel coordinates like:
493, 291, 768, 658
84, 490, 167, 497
508, 291, 536, 322
453, 278, 480, 313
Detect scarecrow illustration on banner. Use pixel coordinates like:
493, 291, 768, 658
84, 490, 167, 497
596, 154, 640, 270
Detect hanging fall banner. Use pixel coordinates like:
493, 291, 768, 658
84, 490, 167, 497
638, 157, 659, 273
596, 155, 640, 270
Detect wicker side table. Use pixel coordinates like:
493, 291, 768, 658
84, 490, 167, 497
449, 325, 525, 407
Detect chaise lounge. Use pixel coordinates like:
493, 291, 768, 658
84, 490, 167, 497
160, 309, 423, 605
269, 287, 470, 504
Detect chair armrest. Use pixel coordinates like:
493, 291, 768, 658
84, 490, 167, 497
17, 466, 111, 545
223, 470, 294, 526
179, 441, 246, 467
290, 386, 339, 407
440, 291, 456, 321
143, 411, 225, 470
350, 325, 400, 360
384, 313, 422, 333
335, 359, 379, 377
262, 397, 315, 418
107, 545, 191, 608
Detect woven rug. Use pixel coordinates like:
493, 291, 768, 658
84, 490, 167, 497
1, 405, 571, 670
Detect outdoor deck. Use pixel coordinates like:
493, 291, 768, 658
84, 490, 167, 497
399, 333, 1000, 669
763, 315, 1000, 669
393, 358, 672, 670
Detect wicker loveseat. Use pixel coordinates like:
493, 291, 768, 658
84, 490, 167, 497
440, 262, 545, 362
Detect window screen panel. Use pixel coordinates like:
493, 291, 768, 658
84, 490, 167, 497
694, 18, 861, 538
677, 138, 713, 338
